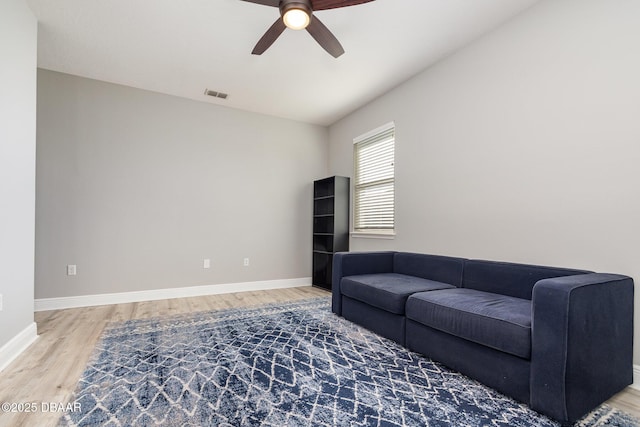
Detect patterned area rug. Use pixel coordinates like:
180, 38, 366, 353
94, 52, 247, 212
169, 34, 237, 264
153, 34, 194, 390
59, 298, 638, 426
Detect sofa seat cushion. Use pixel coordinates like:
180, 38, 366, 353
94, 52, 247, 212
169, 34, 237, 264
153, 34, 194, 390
341, 273, 455, 315
406, 288, 532, 359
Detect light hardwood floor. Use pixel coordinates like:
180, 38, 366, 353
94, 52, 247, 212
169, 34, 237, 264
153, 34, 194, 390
0, 286, 638, 426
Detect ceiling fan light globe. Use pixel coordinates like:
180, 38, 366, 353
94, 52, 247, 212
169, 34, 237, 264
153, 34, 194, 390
283, 8, 310, 30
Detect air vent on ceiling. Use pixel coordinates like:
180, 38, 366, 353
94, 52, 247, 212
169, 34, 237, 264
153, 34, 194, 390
204, 89, 229, 100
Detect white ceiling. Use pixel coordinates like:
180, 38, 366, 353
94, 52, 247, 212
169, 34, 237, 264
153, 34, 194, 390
26, 0, 538, 126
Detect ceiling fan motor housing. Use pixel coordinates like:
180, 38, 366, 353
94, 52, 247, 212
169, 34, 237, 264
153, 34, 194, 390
279, 0, 313, 18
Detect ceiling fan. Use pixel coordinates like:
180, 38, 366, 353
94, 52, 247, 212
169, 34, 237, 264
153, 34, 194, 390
241, 0, 375, 58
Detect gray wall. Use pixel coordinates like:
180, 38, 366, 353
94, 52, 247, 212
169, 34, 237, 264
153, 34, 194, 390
329, 0, 640, 363
0, 0, 37, 348
36, 70, 328, 299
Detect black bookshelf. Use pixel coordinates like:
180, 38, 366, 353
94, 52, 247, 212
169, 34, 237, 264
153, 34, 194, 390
312, 176, 349, 290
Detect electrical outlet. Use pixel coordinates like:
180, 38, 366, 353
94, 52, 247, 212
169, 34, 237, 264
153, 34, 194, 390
203, 259, 211, 269
243, 258, 250, 267
67, 264, 77, 276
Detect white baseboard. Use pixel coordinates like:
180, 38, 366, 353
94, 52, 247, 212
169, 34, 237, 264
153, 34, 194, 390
34, 277, 313, 312
631, 364, 640, 391
0, 322, 38, 373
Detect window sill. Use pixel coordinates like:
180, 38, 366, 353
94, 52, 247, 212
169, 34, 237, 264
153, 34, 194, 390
351, 231, 396, 240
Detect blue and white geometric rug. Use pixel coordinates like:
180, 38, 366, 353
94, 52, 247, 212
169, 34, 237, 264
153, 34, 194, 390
59, 298, 639, 426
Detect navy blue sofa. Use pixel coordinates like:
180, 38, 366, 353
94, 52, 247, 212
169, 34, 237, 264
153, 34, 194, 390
331, 251, 634, 424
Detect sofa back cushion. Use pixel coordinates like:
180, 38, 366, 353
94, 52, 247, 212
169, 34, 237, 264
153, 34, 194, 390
394, 252, 466, 287
463, 260, 591, 300
339, 251, 395, 277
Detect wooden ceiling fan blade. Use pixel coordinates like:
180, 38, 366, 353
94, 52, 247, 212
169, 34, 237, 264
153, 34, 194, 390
306, 16, 344, 58
311, 0, 374, 11
252, 18, 287, 55
239, 0, 279, 7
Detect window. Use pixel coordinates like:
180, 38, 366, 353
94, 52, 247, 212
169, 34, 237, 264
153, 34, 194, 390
353, 122, 395, 235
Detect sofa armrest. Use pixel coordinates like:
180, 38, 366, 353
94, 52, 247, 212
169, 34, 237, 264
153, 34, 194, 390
331, 251, 395, 316
530, 273, 634, 423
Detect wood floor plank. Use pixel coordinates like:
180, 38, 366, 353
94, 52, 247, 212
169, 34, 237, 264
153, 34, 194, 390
0, 285, 637, 426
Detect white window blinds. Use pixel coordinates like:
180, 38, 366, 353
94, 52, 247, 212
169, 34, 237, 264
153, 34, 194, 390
353, 122, 395, 232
